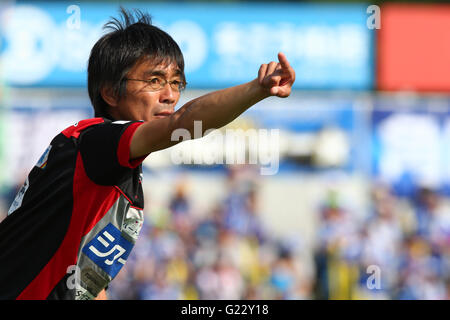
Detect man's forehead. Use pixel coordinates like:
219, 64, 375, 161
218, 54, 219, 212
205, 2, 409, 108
135, 58, 181, 76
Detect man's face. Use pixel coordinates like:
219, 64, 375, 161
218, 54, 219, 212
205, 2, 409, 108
110, 58, 183, 121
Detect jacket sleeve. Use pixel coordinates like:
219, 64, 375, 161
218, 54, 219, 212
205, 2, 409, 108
78, 120, 147, 185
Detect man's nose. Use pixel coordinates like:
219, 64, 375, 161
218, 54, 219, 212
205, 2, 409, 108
159, 83, 176, 104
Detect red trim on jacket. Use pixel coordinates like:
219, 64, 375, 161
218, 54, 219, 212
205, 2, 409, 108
61, 118, 104, 139
16, 153, 120, 300
117, 121, 147, 168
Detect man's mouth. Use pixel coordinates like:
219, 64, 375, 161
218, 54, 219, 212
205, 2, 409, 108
154, 110, 173, 118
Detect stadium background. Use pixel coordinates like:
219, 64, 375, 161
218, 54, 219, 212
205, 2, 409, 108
0, 0, 449, 300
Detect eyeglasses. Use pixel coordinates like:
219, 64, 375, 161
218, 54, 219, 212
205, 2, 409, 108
125, 76, 187, 92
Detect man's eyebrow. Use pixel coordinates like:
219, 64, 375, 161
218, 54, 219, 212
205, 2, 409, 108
143, 70, 165, 78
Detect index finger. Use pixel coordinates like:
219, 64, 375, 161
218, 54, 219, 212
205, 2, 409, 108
277, 52, 291, 70
277, 52, 295, 82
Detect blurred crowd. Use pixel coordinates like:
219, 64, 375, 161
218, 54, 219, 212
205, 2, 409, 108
314, 184, 450, 300
105, 166, 450, 300
106, 167, 313, 300
1, 166, 449, 300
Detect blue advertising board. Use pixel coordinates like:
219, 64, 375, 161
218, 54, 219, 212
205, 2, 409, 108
0, 2, 374, 89
372, 97, 450, 195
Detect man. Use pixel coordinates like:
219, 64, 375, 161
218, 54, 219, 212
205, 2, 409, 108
0, 7, 295, 300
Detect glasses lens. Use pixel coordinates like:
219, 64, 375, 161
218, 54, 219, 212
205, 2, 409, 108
168, 81, 186, 91
149, 78, 162, 91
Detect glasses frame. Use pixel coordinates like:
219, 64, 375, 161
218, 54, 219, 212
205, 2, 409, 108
124, 77, 187, 92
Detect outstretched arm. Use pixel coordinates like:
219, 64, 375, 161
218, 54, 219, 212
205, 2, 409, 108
130, 52, 295, 158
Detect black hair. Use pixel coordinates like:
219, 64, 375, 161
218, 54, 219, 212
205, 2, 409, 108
87, 7, 185, 119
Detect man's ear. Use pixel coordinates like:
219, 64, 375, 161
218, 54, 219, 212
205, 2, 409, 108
100, 86, 119, 108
